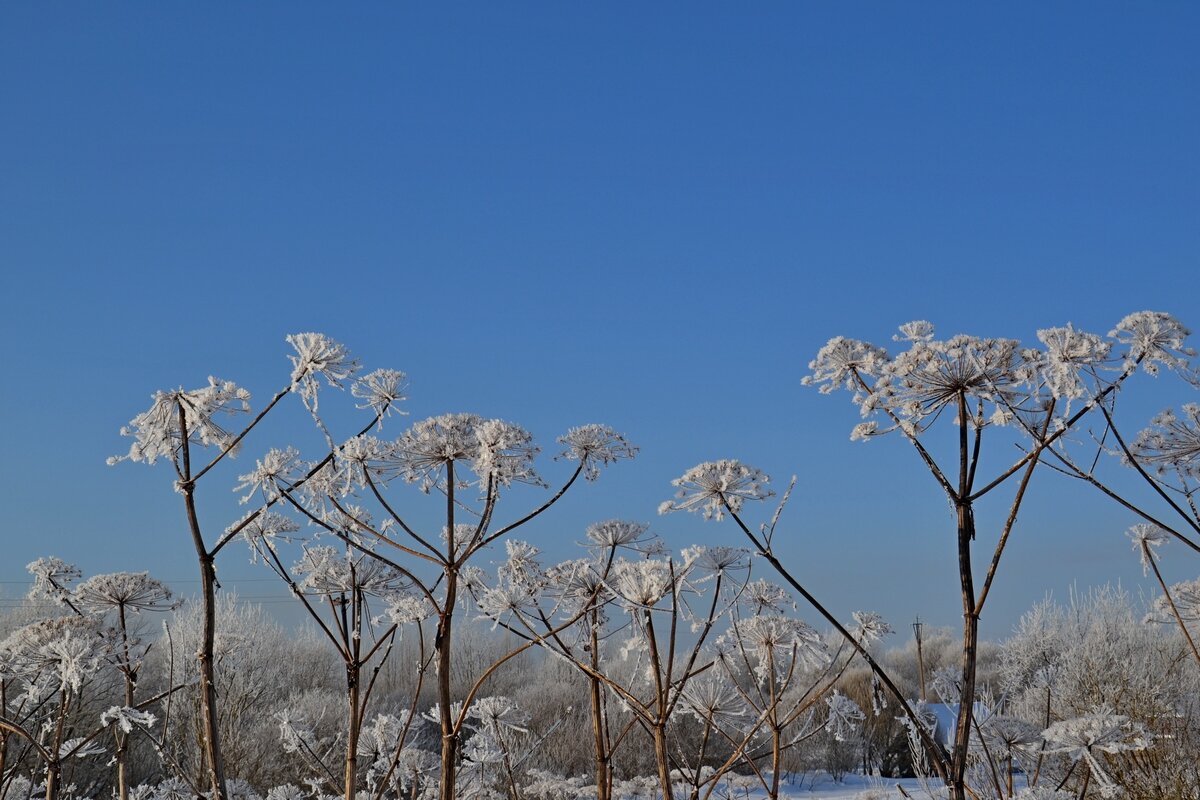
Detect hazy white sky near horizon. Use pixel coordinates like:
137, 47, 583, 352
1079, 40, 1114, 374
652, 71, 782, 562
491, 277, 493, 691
2, 3, 1198, 639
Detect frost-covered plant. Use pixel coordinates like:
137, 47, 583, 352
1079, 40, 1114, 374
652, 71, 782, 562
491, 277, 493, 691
797, 313, 1195, 800
999, 585, 1199, 798
824, 691, 866, 742
1124, 524, 1200, 668
661, 460, 942, 793
1132, 404, 1200, 480
1043, 706, 1149, 798
658, 460, 773, 521
0, 615, 109, 800
110, 333, 386, 800
244, 544, 414, 800
22, 559, 183, 800
219, 349, 634, 800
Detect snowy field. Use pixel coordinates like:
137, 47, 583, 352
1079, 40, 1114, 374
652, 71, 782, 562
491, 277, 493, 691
699, 773, 929, 799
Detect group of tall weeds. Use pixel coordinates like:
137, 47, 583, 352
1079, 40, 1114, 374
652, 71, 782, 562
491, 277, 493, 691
4, 312, 1198, 800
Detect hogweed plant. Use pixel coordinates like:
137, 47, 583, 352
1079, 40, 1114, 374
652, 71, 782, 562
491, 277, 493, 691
657, 311, 1194, 800
227, 371, 635, 798
244, 539, 413, 800
110, 333, 386, 800
470, 536, 753, 800
804, 312, 1198, 800
18, 561, 183, 800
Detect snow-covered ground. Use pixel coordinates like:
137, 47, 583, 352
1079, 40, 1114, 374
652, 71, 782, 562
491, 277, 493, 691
707, 773, 930, 799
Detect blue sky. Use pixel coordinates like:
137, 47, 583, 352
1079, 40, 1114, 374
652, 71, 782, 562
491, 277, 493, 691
2, 4, 1198, 638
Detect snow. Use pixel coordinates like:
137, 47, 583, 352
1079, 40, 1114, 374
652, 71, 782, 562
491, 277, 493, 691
733, 772, 929, 799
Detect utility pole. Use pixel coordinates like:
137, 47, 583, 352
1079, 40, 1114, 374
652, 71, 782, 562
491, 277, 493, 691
913, 616, 927, 702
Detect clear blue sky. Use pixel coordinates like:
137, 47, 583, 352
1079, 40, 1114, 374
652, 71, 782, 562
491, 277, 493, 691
2, 4, 1198, 638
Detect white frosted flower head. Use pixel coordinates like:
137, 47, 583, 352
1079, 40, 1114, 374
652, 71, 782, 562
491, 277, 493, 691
803, 336, 890, 395
585, 519, 651, 550
265, 786, 308, 800
238, 511, 301, 562
609, 559, 678, 609
335, 434, 393, 492
356, 711, 412, 758
1109, 311, 1194, 376
101, 706, 157, 734
1127, 523, 1170, 576
294, 547, 406, 598
545, 558, 610, 615
1036, 323, 1112, 401
894, 320, 936, 343
980, 714, 1042, 754
26, 557, 81, 606
475, 583, 539, 624
471, 418, 544, 489
233, 446, 304, 505
497, 539, 545, 588
743, 579, 793, 614
75, 572, 179, 614
882, 334, 1023, 424
276, 709, 315, 754
690, 546, 749, 575
1132, 404, 1200, 478
381, 592, 434, 625
1, 616, 105, 693
469, 695, 530, 734
110, 377, 252, 466
149, 779, 193, 800
723, 615, 828, 682
389, 413, 490, 492
659, 460, 774, 521
849, 421, 879, 442
286, 332, 359, 408
851, 611, 893, 644
439, 522, 477, 562
557, 425, 638, 481
225, 778, 262, 800
681, 676, 746, 724
1147, 576, 1200, 625
351, 368, 408, 420
1043, 705, 1150, 796
825, 691, 866, 742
